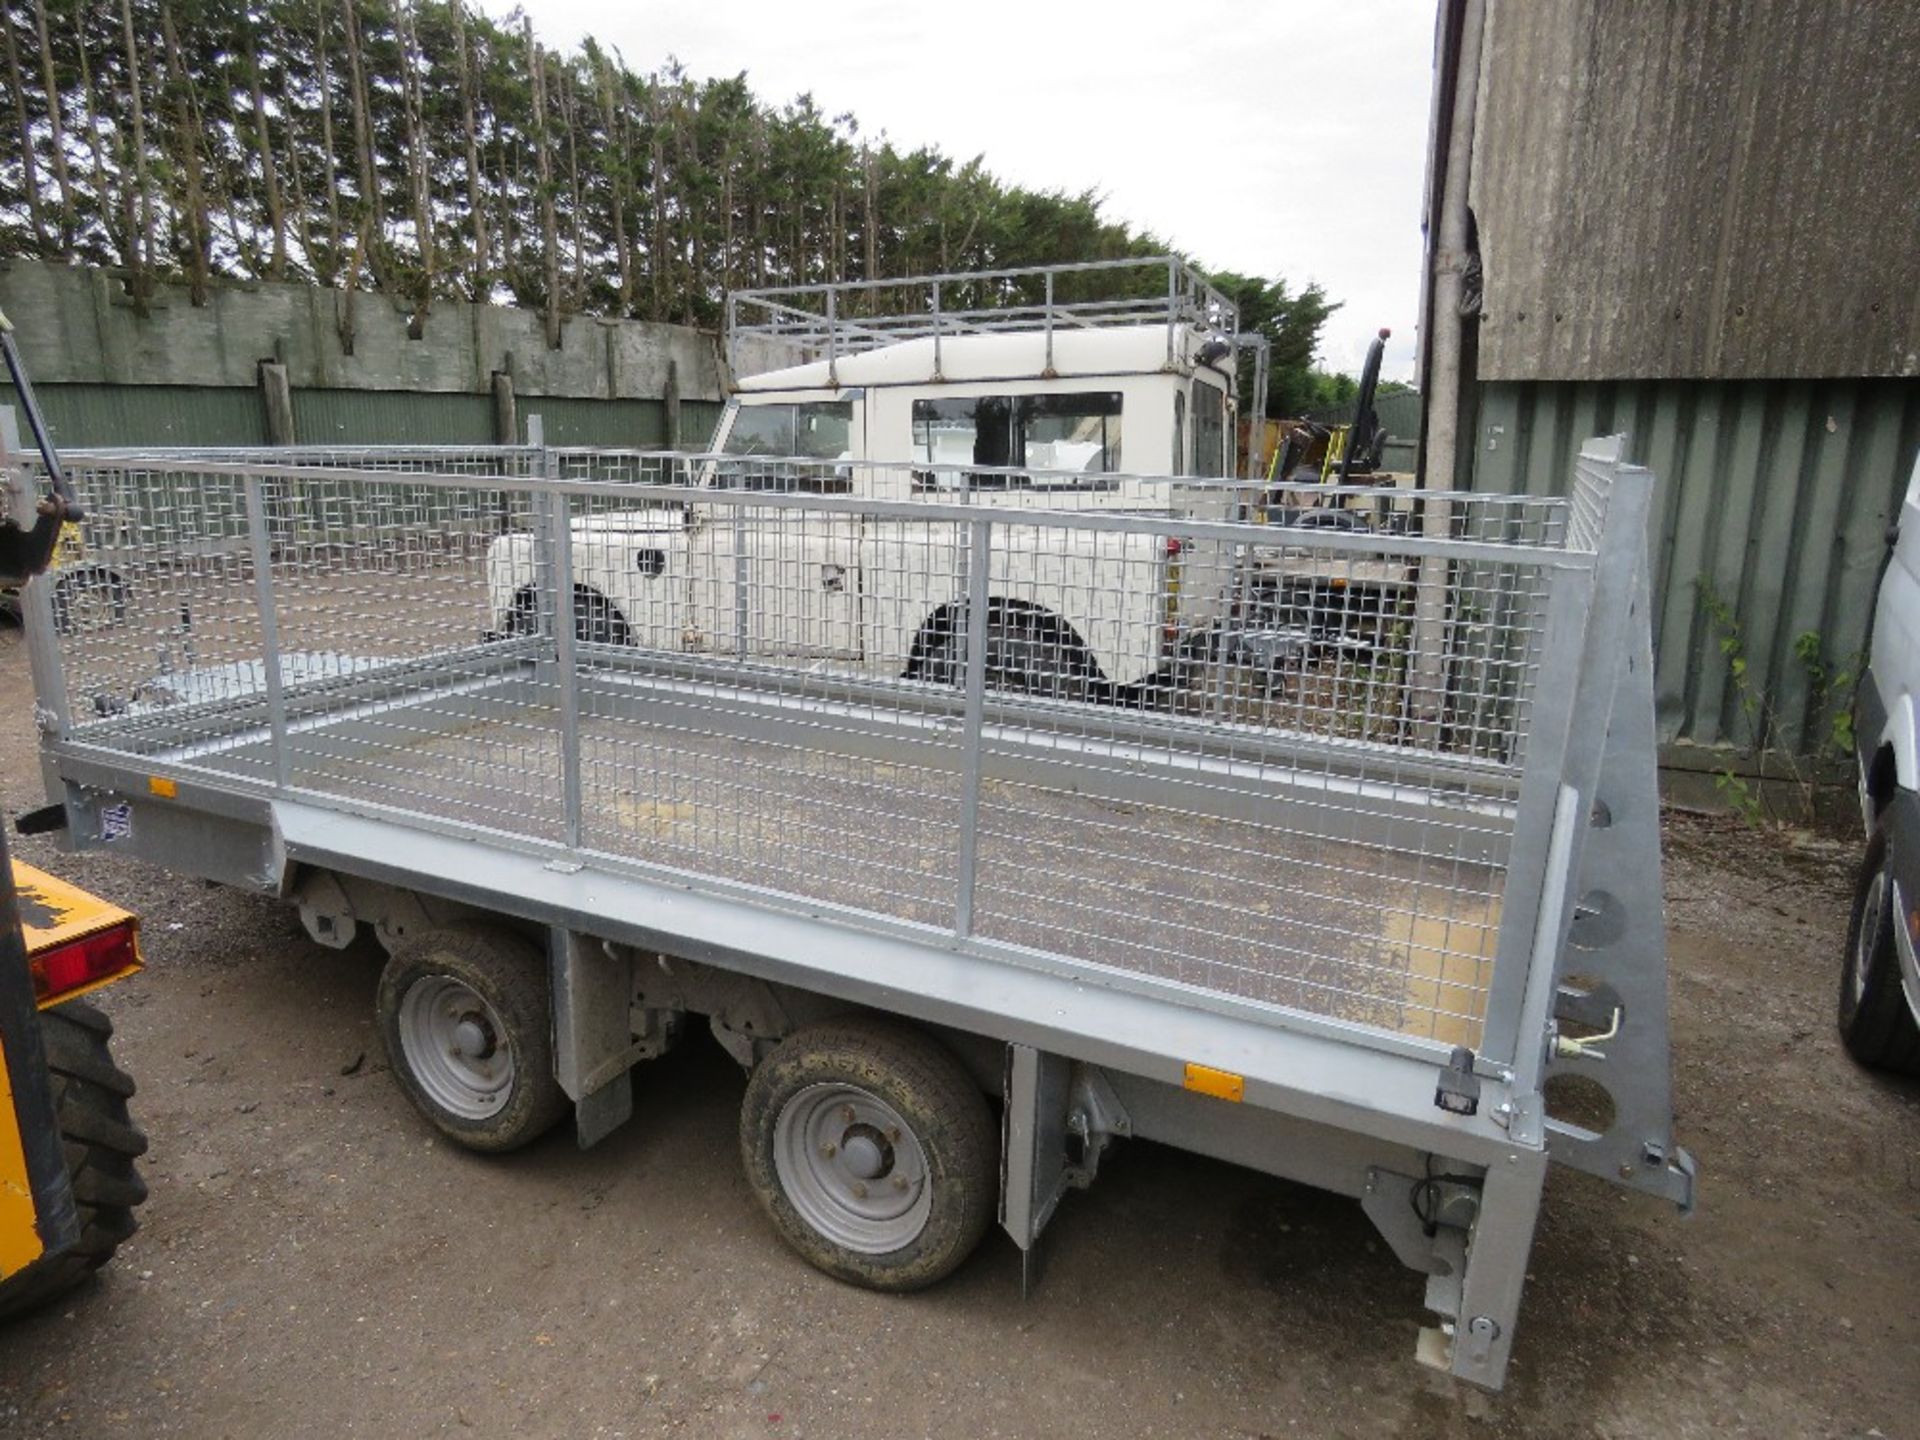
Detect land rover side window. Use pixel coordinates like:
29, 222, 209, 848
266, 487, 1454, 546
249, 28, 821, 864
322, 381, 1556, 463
912, 397, 1012, 489
722, 401, 853, 460
911, 392, 1120, 491
1021, 392, 1121, 475
714, 401, 854, 492
1192, 381, 1225, 478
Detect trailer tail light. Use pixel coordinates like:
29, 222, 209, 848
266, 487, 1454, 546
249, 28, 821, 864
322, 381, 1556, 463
31, 921, 142, 1007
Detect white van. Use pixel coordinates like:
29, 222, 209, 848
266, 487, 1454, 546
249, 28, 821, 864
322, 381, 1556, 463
1842, 445, 1920, 1072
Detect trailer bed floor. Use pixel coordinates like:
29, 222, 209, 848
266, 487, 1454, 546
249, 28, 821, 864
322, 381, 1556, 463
166, 677, 1503, 1047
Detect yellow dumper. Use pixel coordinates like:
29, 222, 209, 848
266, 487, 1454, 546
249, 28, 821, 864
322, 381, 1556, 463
0, 860, 148, 1319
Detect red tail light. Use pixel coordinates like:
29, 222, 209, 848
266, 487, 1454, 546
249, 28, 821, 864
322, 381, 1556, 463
31, 922, 142, 1006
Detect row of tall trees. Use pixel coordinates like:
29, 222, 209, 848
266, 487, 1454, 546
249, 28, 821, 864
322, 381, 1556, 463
0, 0, 1343, 408
0, 2, 1151, 325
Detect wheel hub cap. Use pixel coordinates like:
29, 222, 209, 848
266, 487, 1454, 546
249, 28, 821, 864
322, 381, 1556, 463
451, 1016, 494, 1060
773, 1084, 931, 1254
839, 1125, 891, 1180
397, 975, 515, 1121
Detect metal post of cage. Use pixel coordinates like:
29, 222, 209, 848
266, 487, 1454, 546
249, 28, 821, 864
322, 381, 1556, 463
1043, 271, 1056, 377
1469, 554, 1592, 1070
19, 563, 70, 740
733, 509, 749, 658
1164, 260, 1177, 368
545, 448, 584, 850
1477, 462, 1650, 1070
952, 517, 993, 938
826, 287, 839, 390
242, 473, 291, 790
1497, 453, 1656, 1094
931, 281, 944, 382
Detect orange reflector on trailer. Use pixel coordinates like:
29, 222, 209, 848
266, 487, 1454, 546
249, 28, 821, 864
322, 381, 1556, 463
148, 776, 178, 798
1182, 1063, 1244, 1102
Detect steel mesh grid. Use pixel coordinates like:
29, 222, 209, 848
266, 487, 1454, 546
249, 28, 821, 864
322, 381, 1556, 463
34, 450, 1601, 1052
38, 459, 267, 740
257, 473, 557, 837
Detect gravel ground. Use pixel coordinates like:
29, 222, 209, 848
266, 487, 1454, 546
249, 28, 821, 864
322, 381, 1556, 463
0, 623, 1916, 1438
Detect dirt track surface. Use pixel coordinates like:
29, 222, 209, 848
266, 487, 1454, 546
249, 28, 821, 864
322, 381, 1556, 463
0, 623, 1916, 1438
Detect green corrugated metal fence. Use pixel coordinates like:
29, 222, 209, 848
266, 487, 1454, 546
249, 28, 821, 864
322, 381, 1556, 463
0, 383, 269, 447
1470, 377, 1920, 754
1, 383, 727, 455
292, 388, 496, 446
520, 396, 724, 449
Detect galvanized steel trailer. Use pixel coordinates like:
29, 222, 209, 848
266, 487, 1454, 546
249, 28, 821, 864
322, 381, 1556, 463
10, 432, 1692, 1389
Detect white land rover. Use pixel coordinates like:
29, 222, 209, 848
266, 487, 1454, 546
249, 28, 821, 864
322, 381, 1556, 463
486, 260, 1262, 699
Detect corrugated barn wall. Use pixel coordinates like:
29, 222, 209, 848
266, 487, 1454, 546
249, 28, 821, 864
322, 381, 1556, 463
1311, 377, 1920, 759
1469, 378, 1920, 757
1433, 0, 1920, 773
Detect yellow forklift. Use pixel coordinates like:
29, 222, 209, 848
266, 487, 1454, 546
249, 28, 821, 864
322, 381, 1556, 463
0, 307, 148, 1321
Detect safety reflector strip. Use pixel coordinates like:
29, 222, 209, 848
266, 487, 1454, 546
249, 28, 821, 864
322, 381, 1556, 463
1182, 1063, 1245, 1102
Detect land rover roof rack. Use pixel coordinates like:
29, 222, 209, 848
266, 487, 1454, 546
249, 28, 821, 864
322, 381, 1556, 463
726, 255, 1237, 379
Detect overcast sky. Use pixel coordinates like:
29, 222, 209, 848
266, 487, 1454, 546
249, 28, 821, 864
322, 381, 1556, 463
500, 1, 1437, 382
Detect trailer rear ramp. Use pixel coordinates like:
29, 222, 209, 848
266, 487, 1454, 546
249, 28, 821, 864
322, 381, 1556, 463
11, 435, 1692, 1390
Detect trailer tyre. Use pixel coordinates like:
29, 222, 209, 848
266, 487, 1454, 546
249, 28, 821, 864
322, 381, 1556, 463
1838, 817, 1920, 1074
740, 1019, 995, 1292
0, 1000, 149, 1323
376, 927, 571, 1151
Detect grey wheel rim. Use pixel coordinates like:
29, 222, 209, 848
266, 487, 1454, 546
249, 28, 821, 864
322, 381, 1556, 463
398, 975, 515, 1120
772, 1083, 932, 1254
1854, 868, 1887, 1004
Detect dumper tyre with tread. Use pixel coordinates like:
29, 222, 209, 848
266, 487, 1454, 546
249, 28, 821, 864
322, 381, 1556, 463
0, 1000, 148, 1322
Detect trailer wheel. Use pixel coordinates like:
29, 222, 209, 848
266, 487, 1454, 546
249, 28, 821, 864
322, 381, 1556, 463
739, 1018, 995, 1292
1838, 818, 1920, 1074
0, 1000, 149, 1323
376, 926, 570, 1151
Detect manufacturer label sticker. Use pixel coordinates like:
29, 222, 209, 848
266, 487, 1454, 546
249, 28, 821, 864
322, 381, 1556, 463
99, 802, 133, 842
